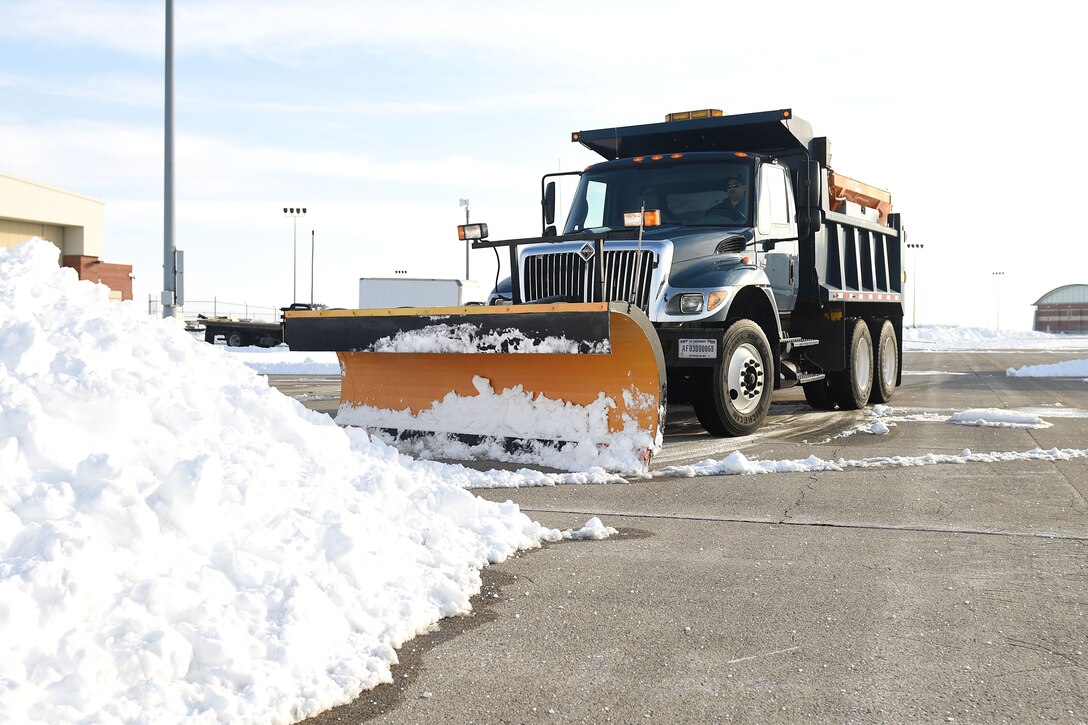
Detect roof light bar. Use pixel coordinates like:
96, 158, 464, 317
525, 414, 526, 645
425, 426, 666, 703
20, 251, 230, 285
665, 109, 724, 122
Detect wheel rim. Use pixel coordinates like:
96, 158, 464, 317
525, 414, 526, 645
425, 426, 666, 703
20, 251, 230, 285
855, 335, 872, 391
726, 343, 765, 415
881, 338, 896, 387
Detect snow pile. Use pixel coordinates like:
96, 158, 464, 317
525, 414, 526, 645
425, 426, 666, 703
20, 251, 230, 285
946, 408, 1052, 429
561, 516, 618, 541
0, 240, 587, 723
905, 325, 1088, 351
1007, 359, 1088, 379
370, 322, 610, 354
336, 375, 659, 474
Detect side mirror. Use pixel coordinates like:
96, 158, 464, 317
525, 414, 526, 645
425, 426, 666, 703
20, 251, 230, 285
543, 182, 556, 226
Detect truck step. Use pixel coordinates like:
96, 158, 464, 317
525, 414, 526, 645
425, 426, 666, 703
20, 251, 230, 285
781, 336, 820, 348
779, 360, 825, 388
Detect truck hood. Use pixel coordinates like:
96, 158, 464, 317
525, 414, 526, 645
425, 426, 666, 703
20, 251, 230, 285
639, 224, 753, 264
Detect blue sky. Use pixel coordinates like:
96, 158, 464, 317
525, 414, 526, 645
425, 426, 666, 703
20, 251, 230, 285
2, 0, 1085, 329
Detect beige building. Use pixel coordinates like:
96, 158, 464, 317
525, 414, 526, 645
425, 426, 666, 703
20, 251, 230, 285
0, 171, 132, 300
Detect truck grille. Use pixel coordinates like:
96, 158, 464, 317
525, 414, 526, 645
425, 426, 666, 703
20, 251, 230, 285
523, 249, 657, 311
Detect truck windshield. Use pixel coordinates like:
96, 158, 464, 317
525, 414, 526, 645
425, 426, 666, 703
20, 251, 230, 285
563, 160, 752, 233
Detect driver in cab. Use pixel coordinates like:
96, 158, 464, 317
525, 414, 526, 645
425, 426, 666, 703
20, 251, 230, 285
705, 173, 747, 222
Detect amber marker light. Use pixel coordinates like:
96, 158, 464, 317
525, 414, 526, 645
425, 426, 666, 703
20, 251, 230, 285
734, 152, 749, 158
624, 210, 661, 227
633, 156, 645, 163
670, 153, 684, 159
572, 132, 580, 142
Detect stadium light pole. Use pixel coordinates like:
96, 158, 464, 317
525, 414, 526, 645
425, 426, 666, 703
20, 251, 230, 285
992, 271, 1005, 330
283, 207, 306, 303
907, 243, 924, 327
459, 198, 470, 279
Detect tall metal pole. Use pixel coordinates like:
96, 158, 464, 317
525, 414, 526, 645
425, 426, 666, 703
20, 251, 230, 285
162, 0, 177, 318
907, 243, 924, 327
310, 229, 314, 306
992, 271, 1005, 330
460, 198, 470, 280
283, 207, 306, 304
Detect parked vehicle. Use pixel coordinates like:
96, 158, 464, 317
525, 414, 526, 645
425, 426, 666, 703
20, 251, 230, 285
204, 303, 328, 347
358, 278, 479, 309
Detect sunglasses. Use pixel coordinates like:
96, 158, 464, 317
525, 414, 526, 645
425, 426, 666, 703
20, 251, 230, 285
726, 183, 744, 190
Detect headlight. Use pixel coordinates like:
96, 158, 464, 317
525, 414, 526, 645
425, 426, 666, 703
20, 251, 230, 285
679, 293, 704, 314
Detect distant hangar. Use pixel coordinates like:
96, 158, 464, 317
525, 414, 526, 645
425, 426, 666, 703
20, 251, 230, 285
0, 170, 132, 300
1033, 284, 1088, 334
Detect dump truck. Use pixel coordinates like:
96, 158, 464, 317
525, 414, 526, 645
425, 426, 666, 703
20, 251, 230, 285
284, 108, 904, 470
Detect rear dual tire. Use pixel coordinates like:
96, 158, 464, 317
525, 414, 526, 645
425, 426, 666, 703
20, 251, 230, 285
869, 319, 898, 404
833, 319, 873, 410
801, 317, 898, 411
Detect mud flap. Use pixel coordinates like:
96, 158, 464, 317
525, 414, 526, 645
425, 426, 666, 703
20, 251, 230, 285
284, 302, 666, 472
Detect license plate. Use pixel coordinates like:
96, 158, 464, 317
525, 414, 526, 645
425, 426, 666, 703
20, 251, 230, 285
678, 339, 717, 359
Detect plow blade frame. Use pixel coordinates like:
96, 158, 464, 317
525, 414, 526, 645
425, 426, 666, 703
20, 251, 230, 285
284, 302, 667, 460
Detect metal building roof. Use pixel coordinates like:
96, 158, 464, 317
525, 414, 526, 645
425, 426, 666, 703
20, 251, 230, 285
1033, 284, 1088, 306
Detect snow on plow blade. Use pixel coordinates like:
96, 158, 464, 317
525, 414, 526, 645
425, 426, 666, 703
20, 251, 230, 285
284, 302, 666, 472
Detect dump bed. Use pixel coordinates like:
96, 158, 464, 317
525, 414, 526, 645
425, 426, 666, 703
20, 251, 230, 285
574, 108, 813, 159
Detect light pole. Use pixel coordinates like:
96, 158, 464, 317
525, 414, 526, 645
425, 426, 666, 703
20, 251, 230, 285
283, 207, 306, 303
992, 271, 1005, 330
310, 229, 315, 306
907, 242, 924, 327
459, 198, 470, 279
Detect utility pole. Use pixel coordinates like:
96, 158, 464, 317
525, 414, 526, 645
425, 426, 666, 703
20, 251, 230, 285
906, 243, 924, 327
310, 229, 315, 306
283, 207, 306, 303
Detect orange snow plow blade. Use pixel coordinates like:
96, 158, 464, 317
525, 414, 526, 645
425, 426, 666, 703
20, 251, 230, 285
284, 302, 666, 470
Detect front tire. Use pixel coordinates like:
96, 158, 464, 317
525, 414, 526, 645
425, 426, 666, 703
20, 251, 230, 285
869, 319, 899, 404
833, 319, 873, 410
693, 319, 774, 437
227, 332, 245, 347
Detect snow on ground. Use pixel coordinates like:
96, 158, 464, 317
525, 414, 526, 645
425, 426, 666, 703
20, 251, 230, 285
947, 408, 1051, 429
0, 240, 619, 724
658, 446, 1088, 479
904, 324, 1088, 351
222, 324, 1088, 375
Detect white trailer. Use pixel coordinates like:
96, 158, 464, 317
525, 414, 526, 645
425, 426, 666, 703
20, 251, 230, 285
358, 278, 481, 309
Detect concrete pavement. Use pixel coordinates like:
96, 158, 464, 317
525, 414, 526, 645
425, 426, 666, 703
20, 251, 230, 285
298, 350, 1088, 723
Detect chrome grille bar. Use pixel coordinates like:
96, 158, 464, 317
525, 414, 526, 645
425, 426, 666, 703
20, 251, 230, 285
522, 249, 656, 311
